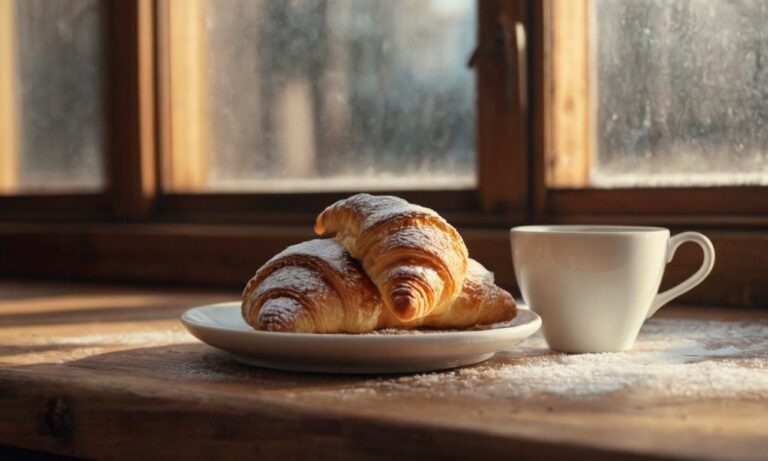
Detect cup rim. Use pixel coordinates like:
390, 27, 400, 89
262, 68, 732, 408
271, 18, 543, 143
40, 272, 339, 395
510, 225, 669, 235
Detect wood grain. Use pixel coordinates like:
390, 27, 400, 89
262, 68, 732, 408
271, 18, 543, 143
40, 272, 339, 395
548, 0, 590, 188
158, 0, 210, 191
0, 281, 767, 460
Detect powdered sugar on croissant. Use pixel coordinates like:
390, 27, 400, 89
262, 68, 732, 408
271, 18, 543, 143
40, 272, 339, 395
242, 239, 390, 333
314, 193, 469, 321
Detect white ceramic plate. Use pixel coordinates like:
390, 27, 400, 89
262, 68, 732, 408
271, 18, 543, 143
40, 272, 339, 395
181, 302, 541, 374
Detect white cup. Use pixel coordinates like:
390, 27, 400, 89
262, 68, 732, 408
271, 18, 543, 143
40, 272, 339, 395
510, 225, 715, 353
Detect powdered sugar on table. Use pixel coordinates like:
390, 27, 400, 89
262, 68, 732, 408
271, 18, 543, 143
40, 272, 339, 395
334, 317, 768, 400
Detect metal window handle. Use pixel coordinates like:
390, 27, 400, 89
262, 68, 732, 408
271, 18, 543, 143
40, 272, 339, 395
467, 15, 527, 115
499, 16, 527, 114
514, 21, 528, 113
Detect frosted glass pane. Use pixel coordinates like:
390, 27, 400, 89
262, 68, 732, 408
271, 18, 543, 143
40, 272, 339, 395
593, 0, 768, 187
12, 0, 106, 192
201, 0, 476, 191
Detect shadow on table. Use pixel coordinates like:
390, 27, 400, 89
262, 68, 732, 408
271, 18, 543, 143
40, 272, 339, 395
0, 443, 83, 461
0, 304, 188, 328
57, 342, 381, 389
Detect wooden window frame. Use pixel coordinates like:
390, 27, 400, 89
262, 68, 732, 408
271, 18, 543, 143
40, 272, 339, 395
1, 0, 531, 225
0, 0, 109, 220
531, 0, 768, 227
0, 0, 766, 308
152, 0, 529, 228
0, 0, 17, 195
0, 0, 155, 221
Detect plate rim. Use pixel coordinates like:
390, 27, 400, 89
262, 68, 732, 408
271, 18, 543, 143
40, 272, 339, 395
180, 301, 541, 343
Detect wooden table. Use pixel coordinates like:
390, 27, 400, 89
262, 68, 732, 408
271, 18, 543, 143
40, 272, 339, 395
1, 280, 767, 460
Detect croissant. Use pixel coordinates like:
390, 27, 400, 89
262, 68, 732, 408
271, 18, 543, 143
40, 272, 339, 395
409, 259, 517, 329
241, 239, 391, 333
242, 240, 516, 333
314, 194, 469, 322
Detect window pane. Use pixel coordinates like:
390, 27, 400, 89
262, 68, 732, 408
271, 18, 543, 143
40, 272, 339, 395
0, 0, 106, 194
550, 0, 768, 188
166, 0, 476, 192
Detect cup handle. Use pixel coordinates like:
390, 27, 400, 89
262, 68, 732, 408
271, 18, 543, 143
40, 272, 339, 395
646, 232, 715, 319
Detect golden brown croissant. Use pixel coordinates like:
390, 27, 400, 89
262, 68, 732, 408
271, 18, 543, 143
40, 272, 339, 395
409, 259, 517, 329
314, 193, 469, 322
241, 239, 393, 333
242, 241, 516, 333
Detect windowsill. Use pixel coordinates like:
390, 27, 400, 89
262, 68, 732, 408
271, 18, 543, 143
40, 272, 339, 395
0, 220, 766, 307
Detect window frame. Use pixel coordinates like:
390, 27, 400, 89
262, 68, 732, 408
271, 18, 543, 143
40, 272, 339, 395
0, 0, 155, 221
531, 0, 768, 226
151, 0, 530, 227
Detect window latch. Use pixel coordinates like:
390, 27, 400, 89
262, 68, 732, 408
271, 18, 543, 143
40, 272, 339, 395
499, 14, 527, 115
467, 13, 527, 115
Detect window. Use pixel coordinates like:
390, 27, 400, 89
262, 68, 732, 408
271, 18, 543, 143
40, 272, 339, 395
0, 0, 107, 194
0, 0, 765, 307
548, 0, 768, 188
161, 0, 477, 193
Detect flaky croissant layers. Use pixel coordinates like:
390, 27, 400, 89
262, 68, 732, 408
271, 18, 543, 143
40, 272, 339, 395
315, 194, 469, 322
